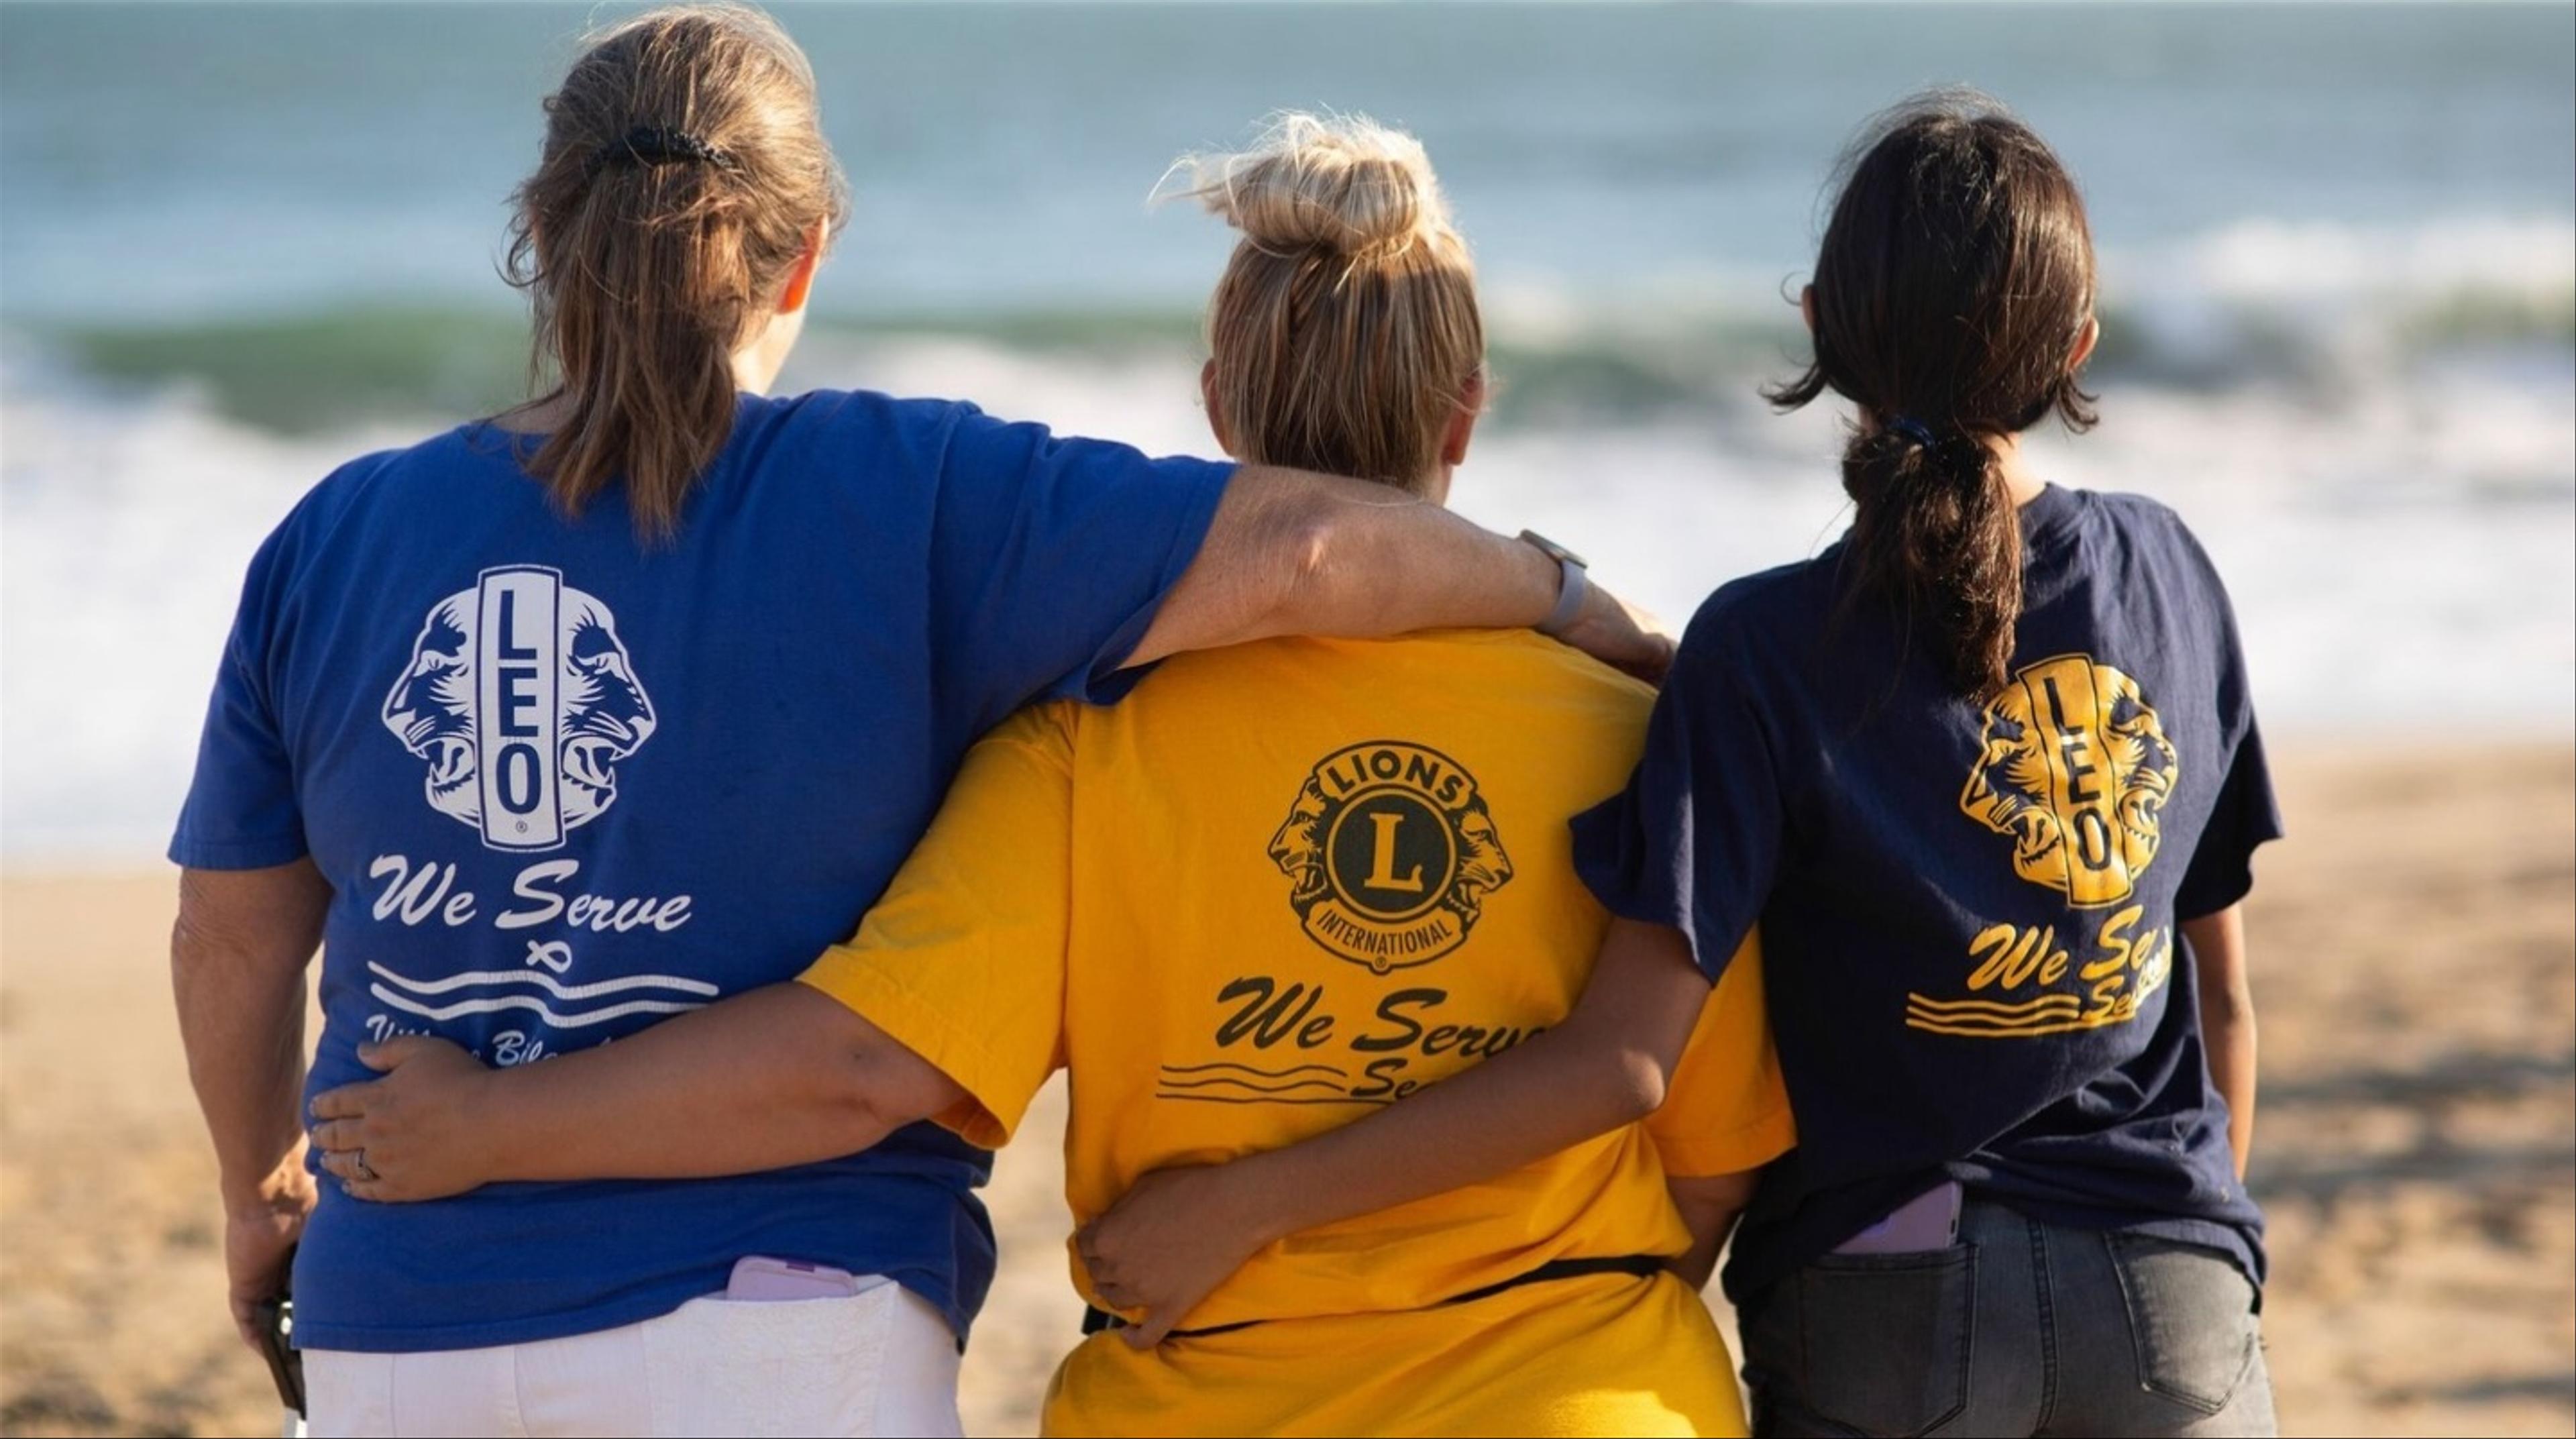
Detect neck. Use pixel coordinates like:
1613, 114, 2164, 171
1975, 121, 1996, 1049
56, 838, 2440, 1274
498, 341, 775, 435
1988, 432, 2047, 507
731, 341, 783, 396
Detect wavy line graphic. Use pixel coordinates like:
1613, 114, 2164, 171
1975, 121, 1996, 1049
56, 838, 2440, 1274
1904, 1013, 2127, 1039
1152, 1075, 1351, 1096
1906, 996, 2083, 1016
1157, 1061, 1350, 1079
370, 983, 706, 1028
1154, 1093, 1391, 1107
368, 961, 718, 1000
1904, 990, 2084, 1012
1906, 1004, 2081, 1024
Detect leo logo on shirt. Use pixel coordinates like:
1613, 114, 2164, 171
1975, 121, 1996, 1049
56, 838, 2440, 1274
1959, 653, 2178, 906
1268, 741, 1513, 973
381, 566, 657, 852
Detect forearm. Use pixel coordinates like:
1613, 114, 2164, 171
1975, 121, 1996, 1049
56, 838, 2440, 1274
2184, 908, 2259, 1177
1133, 466, 1560, 664
172, 866, 324, 1209
1665, 1171, 1757, 1290
476, 984, 942, 1182
1209, 1024, 1666, 1248
1258, 470, 1562, 639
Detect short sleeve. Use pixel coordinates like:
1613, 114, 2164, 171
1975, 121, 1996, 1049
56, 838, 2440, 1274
169, 531, 307, 870
1569, 602, 1782, 983
2171, 527, 2284, 920
928, 407, 1233, 725
1648, 928, 1796, 1177
2176, 712, 2282, 919
798, 704, 1080, 1149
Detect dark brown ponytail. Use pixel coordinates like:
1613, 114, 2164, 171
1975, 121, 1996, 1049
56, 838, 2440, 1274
1768, 91, 2098, 698
504, 4, 846, 541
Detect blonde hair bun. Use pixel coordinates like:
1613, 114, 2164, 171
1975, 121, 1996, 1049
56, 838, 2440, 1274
1167, 112, 1454, 260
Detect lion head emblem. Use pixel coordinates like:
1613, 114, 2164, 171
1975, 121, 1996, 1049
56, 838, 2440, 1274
1269, 741, 1513, 973
382, 568, 655, 850
1960, 654, 2176, 906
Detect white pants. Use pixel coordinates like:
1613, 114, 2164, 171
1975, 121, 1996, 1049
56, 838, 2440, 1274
304, 1279, 963, 1438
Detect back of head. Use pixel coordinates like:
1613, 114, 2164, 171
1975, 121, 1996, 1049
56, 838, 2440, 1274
1770, 90, 2098, 698
506, 3, 847, 540
1169, 113, 1483, 492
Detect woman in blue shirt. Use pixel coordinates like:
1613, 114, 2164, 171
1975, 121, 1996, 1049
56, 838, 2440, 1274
166, 7, 1661, 1436
1083, 91, 2279, 1438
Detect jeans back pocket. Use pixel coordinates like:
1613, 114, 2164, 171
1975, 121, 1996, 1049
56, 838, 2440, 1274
1782, 1246, 1977, 1436
2106, 1233, 2261, 1416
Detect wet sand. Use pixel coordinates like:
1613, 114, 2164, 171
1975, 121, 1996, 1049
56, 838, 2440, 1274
3, 743, 2570, 1437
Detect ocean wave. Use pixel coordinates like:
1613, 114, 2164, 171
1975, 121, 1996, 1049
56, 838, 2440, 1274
21, 215, 2571, 435
3, 214, 2570, 862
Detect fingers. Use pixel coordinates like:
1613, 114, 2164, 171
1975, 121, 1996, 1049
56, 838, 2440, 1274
317, 1148, 368, 1183
357, 1036, 431, 1071
308, 1083, 374, 1120
1133, 1310, 1179, 1348
310, 1118, 364, 1153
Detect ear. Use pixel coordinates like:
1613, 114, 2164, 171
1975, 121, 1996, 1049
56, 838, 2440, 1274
1800, 284, 1818, 335
777, 221, 827, 316
1439, 369, 1487, 468
2068, 314, 2100, 374
1200, 358, 1233, 454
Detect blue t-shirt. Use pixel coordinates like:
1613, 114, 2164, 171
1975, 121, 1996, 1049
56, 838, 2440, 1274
1573, 485, 2279, 1305
171, 390, 1232, 1352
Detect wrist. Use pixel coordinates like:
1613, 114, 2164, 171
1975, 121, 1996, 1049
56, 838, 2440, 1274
454, 1067, 520, 1183
1211, 1152, 1301, 1250
1515, 531, 1591, 639
221, 1138, 313, 1218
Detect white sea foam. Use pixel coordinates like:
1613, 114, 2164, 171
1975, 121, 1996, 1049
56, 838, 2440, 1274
6, 260, 2571, 863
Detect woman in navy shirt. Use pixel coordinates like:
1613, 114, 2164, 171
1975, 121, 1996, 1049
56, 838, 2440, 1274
1083, 93, 2279, 1438
166, 7, 1661, 1436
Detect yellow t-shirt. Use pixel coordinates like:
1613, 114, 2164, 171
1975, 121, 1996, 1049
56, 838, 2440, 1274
802, 631, 1792, 1436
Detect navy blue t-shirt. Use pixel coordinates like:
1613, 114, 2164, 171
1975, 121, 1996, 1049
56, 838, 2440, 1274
171, 390, 1232, 1352
1573, 485, 2279, 1305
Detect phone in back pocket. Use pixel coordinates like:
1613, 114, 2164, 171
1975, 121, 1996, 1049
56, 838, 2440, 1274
1831, 1180, 1964, 1255
724, 1255, 871, 1302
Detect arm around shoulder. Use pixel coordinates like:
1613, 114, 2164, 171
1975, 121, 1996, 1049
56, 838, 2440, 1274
1129, 465, 1672, 680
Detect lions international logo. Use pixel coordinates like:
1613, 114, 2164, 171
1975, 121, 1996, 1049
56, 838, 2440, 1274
1960, 653, 2177, 906
1268, 741, 1513, 973
381, 566, 655, 852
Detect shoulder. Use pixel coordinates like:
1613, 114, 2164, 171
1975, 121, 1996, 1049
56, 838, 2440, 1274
1676, 557, 1835, 668
2078, 488, 2229, 582
742, 388, 985, 452
253, 430, 472, 579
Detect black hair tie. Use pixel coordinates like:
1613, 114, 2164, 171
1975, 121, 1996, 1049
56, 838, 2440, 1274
584, 126, 736, 181
1886, 416, 1941, 449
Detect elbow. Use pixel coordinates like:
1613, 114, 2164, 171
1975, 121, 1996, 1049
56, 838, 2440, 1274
817, 1069, 904, 1157
1268, 506, 1345, 634
1602, 1047, 1669, 1128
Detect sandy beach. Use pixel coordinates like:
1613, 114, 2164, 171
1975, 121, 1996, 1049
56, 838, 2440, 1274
3, 743, 2569, 1438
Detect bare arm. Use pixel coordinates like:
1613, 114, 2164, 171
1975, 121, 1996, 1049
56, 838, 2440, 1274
309, 983, 965, 1200
172, 861, 329, 1351
1077, 919, 1712, 1342
1665, 1169, 1759, 1291
2184, 904, 2257, 1178
1129, 466, 1670, 680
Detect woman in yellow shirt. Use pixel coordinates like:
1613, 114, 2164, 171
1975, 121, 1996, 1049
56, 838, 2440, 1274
306, 114, 1790, 1438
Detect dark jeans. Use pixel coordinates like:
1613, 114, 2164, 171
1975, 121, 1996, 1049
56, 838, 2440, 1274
1739, 1199, 2275, 1438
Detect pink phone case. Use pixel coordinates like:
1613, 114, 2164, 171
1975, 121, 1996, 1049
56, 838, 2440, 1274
725, 1255, 867, 1301
1831, 1180, 1965, 1256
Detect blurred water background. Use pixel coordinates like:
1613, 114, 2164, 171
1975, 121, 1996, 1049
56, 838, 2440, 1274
3, 0, 2571, 861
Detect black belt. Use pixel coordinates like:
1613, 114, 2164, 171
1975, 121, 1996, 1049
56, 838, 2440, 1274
1081, 1253, 1666, 1340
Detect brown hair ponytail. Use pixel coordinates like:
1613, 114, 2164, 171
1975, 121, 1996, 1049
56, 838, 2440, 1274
504, 4, 846, 540
1768, 91, 2098, 698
